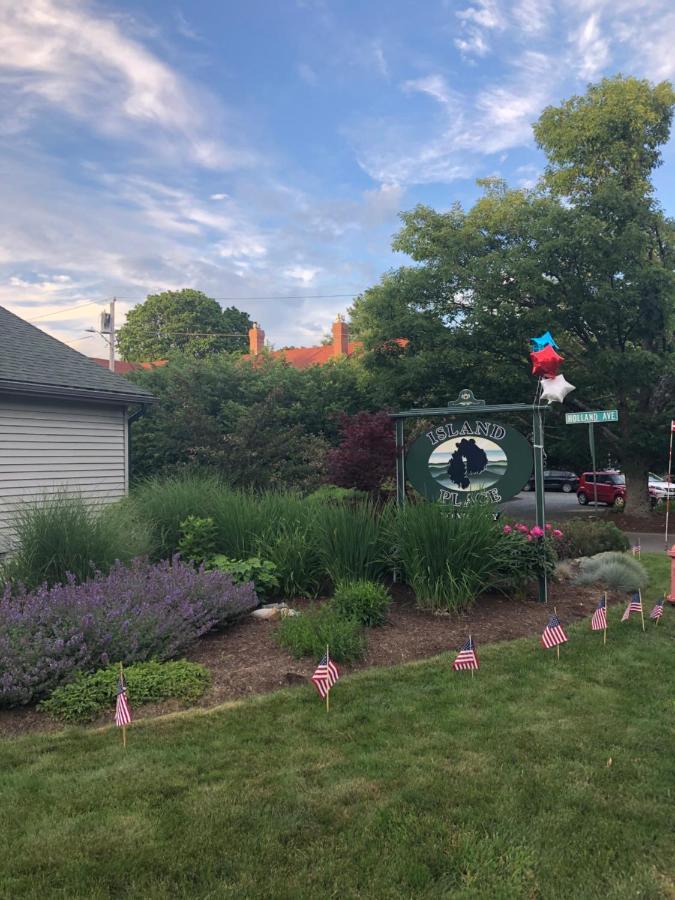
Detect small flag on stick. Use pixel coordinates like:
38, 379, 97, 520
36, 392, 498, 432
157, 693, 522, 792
541, 611, 568, 657
621, 590, 644, 631
115, 664, 132, 748
311, 648, 340, 710
591, 594, 608, 643
631, 541, 641, 558
649, 596, 665, 623
452, 636, 479, 672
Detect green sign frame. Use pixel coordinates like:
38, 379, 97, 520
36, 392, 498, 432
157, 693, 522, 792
405, 418, 533, 505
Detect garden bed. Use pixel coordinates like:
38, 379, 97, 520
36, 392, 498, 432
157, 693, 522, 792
0, 579, 604, 737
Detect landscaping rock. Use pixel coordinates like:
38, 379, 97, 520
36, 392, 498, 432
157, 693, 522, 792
251, 603, 299, 621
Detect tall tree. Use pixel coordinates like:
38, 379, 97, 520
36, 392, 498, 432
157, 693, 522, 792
117, 289, 252, 361
351, 76, 675, 514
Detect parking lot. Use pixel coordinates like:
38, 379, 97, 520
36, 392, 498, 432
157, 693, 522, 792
502, 488, 609, 522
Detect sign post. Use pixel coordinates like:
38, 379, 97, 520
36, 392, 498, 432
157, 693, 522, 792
565, 411, 619, 512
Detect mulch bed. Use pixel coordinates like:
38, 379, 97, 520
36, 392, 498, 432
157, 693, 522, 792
0, 578, 607, 738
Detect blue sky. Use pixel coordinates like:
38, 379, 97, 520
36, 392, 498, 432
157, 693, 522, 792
1, 0, 674, 355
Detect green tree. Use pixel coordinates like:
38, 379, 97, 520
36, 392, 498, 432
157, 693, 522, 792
117, 289, 252, 361
351, 76, 675, 514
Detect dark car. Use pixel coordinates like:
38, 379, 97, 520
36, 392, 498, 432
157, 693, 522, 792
577, 471, 626, 507
522, 469, 579, 493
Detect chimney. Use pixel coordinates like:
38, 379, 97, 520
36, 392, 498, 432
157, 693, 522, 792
248, 322, 265, 356
332, 314, 349, 358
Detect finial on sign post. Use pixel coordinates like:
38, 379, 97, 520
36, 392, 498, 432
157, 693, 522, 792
451, 389, 485, 407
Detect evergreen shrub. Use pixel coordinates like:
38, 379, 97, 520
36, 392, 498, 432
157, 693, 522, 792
331, 580, 391, 627
39, 660, 210, 724
275, 605, 365, 663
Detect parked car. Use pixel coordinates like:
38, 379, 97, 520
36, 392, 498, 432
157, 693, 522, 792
522, 469, 579, 493
577, 471, 625, 507
648, 472, 675, 500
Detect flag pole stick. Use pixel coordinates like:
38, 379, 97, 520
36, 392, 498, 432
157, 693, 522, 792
554, 606, 560, 660
119, 661, 127, 750
666, 423, 674, 550
639, 591, 645, 633
470, 633, 474, 679
603, 591, 607, 645
325, 644, 330, 713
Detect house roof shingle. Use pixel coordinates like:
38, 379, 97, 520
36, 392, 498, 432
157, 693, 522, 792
0, 306, 155, 405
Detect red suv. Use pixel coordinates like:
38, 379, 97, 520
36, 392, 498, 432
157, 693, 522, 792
577, 471, 626, 507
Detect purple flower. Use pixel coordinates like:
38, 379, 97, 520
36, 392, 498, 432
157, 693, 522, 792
0, 556, 257, 707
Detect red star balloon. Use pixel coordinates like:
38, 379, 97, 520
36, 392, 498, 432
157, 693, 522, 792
530, 345, 564, 377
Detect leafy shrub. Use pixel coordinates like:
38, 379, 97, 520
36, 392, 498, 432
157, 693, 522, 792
210, 555, 279, 598
331, 580, 391, 627
1, 494, 152, 591
39, 660, 210, 724
275, 604, 365, 663
574, 551, 648, 593
305, 485, 369, 505
177, 515, 218, 564
553, 518, 629, 559
493, 524, 560, 594
395, 503, 505, 611
0, 557, 256, 707
326, 411, 396, 496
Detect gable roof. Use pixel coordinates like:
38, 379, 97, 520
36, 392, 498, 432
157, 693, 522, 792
244, 340, 364, 369
0, 306, 155, 405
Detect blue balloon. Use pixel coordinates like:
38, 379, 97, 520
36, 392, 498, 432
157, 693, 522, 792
530, 331, 559, 351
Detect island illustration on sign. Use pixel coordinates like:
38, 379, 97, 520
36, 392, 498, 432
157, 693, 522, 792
428, 436, 508, 492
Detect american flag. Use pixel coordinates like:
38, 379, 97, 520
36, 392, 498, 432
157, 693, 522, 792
631, 542, 641, 558
671, 420, 675, 433
115, 674, 132, 727
311, 653, 340, 698
621, 591, 642, 622
452, 636, 479, 670
650, 597, 665, 621
591, 596, 607, 631
541, 613, 568, 648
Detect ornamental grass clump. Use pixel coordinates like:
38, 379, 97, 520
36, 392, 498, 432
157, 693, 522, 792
1, 494, 152, 591
395, 503, 503, 612
0, 557, 257, 707
574, 551, 648, 593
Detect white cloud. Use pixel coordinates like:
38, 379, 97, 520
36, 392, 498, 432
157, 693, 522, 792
572, 13, 611, 79
0, 0, 249, 169
403, 75, 454, 107
454, 0, 506, 57
283, 266, 322, 284
297, 62, 319, 85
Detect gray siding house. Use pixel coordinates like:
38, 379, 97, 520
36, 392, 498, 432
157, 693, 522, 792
0, 306, 154, 552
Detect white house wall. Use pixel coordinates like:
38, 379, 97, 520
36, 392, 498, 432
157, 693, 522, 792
0, 395, 128, 552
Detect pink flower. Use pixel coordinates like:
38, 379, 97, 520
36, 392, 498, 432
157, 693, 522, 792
553, 529, 563, 539
527, 534, 533, 541
515, 524, 529, 533
545, 524, 552, 531
502, 525, 512, 534
530, 526, 544, 538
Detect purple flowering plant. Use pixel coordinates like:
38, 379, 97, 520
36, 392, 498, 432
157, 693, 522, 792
0, 557, 257, 707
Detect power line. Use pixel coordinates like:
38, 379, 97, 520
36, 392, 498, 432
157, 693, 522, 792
28, 300, 103, 323
111, 293, 360, 302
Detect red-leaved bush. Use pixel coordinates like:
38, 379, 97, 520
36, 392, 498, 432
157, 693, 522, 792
326, 410, 396, 496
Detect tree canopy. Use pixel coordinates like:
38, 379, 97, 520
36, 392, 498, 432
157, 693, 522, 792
350, 75, 675, 511
117, 289, 252, 361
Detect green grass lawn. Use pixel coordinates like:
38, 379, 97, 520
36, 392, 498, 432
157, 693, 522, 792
1, 554, 673, 899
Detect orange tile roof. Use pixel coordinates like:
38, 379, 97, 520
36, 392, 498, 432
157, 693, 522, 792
243, 341, 363, 369
90, 358, 168, 375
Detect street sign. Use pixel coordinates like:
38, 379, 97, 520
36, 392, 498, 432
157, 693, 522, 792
565, 409, 618, 425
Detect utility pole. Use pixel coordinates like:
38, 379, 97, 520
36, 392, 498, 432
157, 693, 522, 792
108, 298, 116, 373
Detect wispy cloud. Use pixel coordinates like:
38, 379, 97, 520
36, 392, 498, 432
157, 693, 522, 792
0, 0, 249, 169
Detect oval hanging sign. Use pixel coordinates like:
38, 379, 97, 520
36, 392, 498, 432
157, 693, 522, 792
405, 419, 533, 506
